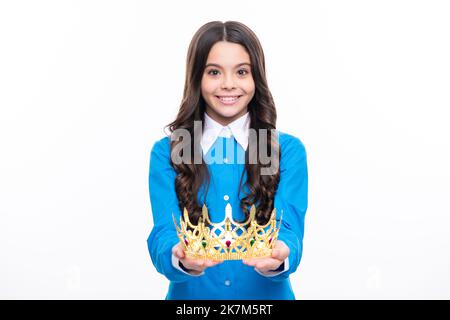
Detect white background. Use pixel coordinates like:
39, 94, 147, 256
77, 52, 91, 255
1, 0, 449, 299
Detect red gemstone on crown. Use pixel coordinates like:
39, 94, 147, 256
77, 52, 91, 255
226, 240, 231, 247
184, 239, 188, 245
269, 237, 272, 244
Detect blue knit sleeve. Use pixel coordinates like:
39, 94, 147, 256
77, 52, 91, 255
146, 137, 193, 283
269, 133, 308, 281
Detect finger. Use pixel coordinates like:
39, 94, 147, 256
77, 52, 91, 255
243, 258, 257, 266
180, 256, 200, 268
177, 257, 202, 272
271, 247, 289, 260
192, 259, 205, 268
172, 245, 185, 259
188, 259, 221, 272
259, 264, 281, 273
180, 260, 203, 272
275, 240, 286, 249
184, 257, 224, 271
255, 259, 280, 273
255, 260, 269, 271
271, 249, 281, 259
275, 240, 290, 255
205, 260, 221, 267
177, 249, 186, 259
271, 248, 287, 260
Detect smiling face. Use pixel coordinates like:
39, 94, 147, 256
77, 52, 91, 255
201, 41, 255, 126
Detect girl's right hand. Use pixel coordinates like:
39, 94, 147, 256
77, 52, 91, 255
172, 243, 223, 275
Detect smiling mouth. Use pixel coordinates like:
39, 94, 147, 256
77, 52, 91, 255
216, 95, 242, 105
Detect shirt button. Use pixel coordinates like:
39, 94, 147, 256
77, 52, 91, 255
223, 158, 228, 163
224, 280, 231, 286
223, 195, 229, 201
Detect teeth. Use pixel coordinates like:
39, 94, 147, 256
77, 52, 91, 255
219, 96, 239, 101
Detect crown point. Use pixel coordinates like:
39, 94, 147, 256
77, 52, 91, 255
250, 205, 256, 217
183, 207, 190, 223
225, 203, 232, 220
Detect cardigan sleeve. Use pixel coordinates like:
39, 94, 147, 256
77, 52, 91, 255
269, 134, 308, 282
146, 137, 195, 283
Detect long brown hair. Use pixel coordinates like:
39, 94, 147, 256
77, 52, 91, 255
166, 21, 280, 224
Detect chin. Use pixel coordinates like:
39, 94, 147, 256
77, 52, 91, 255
213, 107, 245, 119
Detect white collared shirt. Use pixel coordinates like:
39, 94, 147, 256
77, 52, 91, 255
201, 111, 250, 155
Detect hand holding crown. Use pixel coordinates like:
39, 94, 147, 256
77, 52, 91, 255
242, 239, 289, 275
173, 203, 283, 261
172, 242, 223, 275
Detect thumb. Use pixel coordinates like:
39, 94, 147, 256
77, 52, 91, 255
271, 247, 288, 260
172, 244, 185, 259
271, 248, 282, 260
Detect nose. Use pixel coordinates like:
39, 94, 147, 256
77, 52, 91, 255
221, 73, 236, 89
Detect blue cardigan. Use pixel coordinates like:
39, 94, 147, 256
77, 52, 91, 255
147, 131, 308, 299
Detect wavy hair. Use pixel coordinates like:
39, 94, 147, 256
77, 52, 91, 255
166, 21, 280, 225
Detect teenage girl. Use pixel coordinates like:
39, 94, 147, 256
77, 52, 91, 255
147, 21, 308, 300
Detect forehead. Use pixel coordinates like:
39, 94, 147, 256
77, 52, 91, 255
206, 41, 251, 65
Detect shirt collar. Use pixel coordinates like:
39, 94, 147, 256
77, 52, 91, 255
201, 111, 250, 155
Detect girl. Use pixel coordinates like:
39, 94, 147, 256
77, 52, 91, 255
147, 21, 308, 300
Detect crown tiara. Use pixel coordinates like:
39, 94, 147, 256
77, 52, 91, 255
172, 204, 282, 260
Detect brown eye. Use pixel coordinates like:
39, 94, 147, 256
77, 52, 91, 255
207, 69, 219, 75
238, 69, 249, 75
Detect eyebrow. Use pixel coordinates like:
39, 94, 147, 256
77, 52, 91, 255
205, 62, 251, 68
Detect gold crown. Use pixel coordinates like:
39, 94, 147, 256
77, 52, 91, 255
172, 204, 282, 260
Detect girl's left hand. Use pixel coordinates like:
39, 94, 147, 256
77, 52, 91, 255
242, 240, 290, 274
